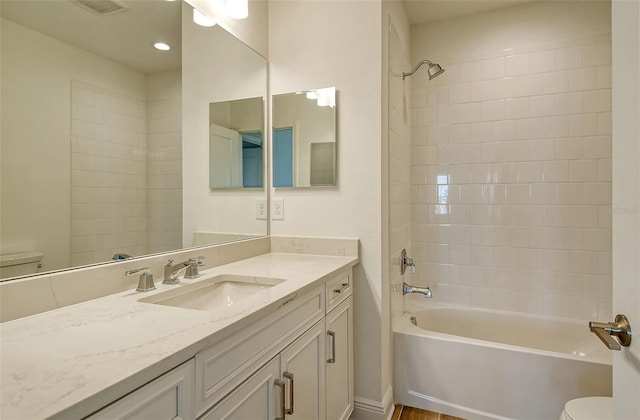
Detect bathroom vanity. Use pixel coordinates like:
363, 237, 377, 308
0, 244, 357, 420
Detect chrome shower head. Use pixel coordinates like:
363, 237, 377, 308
402, 60, 445, 81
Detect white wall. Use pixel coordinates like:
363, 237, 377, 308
409, 1, 612, 321
268, 0, 387, 413
182, 2, 268, 246
1, 18, 146, 273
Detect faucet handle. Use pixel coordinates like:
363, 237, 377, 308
189, 256, 205, 266
166, 259, 175, 266
185, 257, 205, 279
126, 267, 156, 292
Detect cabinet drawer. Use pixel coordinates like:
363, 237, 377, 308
87, 360, 194, 420
326, 270, 352, 312
195, 285, 324, 416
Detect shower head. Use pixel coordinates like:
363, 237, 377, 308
402, 60, 445, 80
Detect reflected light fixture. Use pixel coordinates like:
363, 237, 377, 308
153, 41, 171, 51
193, 8, 216, 27
225, 0, 248, 19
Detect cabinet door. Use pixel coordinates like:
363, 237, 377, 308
326, 297, 353, 420
87, 360, 194, 420
280, 322, 326, 420
200, 356, 281, 420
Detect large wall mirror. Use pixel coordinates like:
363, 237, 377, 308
0, 0, 268, 281
272, 88, 337, 188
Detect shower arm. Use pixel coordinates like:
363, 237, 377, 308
402, 60, 434, 80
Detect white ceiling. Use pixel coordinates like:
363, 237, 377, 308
0, 0, 182, 74
1, 0, 536, 73
402, 0, 533, 25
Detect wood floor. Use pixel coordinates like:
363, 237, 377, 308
391, 404, 466, 420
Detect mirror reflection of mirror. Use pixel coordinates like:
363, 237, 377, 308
0, 0, 268, 282
272, 87, 337, 188
209, 97, 264, 189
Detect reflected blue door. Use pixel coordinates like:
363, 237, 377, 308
273, 128, 293, 187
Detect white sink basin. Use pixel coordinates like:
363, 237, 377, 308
139, 274, 285, 312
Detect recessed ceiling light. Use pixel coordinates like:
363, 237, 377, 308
154, 41, 171, 51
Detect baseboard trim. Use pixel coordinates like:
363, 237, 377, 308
352, 386, 394, 420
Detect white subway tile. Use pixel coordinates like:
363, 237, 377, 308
568, 295, 598, 320
460, 185, 484, 204
505, 54, 530, 76
449, 124, 470, 143
582, 136, 611, 159
569, 159, 598, 182
517, 161, 543, 183
505, 97, 530, 119
597, 112, 612, 135
449, 83, 471, 104
469, 122, 494, 142
460, 61, 482, 82
482, 184, 506, 204
555, 137, 583, 159
470, 287, 495, 309
542, 115, 570, 138
544, 205, 571, 227
583, 182, 612, 205
411, 87, 428, 108
541, 71, 570, 94
530, 50, 556, 73
517, 205, 545, 226
531, 183, 556, 204
583, 89, 611, 113
583, 42, 611, 67
469, 80, 494, 102
542, 160, 569, 182
493, 77, 518, 99
449, 165, 470, 184
516, 118, 543, 140
482, 99, 505, 121
427, 86, 449, 106
515, 74, 543, 97
449, 205, 471, 224
449, 244, 471, 264
493, 162, 518, 183
529, 94, 556, 117
482, 57, 505, 80
448, 285, 472, 306
569, 113, 598, 137
517, 291, 545, 315
438, 144, 460, 164
506, 184, 531, 204
569, 203, 598, 226
487, 122, 511, 144
470, 164, 493, 184
597, 159, 612, 182
583, 275, 612, 299
427, 125, 449, 145
568, 67, 597, 91
556, 272, 584, 295
554, 92, 582, 115
471, 204, 494, 224
458, 102, 482, 123
556, 183, 584, 205
584, 228, 612, 252
596, 65, 612, 89
437, 104, 461, 125
555, 46, 583, 70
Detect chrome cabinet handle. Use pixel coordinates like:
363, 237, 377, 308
274, 378, 286, 420
589, 314, 632, 350
283, 372, 294, 415
333, 283, 349, 294
327, 331, 336, 363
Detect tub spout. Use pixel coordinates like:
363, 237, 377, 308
402, 282, 432, 298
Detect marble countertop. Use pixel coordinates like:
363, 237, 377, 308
0, 252, 358, 420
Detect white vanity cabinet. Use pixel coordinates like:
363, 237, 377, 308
87, 360, 194, 420
197, 268, 353, 420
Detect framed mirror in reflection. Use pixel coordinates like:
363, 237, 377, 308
0, 0, 268, 281
272, 88, 337, 188
209, 97, 264, 189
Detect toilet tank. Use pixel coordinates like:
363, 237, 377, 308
0, 251, 44, 278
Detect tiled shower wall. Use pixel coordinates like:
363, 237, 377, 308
147, 71, 183, 254
410, 25, 612, 320
71, 81, 148, 266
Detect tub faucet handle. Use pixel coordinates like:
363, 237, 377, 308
589, 314, 632, 351
400, 248, 416, 275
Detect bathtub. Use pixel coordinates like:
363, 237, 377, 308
393, 304, 612, 420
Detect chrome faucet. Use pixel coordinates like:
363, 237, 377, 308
400, 249, 416, 275
126, 267, 155, 292
163, 256, 205, 284
402, 283, 432, 298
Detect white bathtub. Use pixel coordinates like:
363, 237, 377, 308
393, 304, 612, 420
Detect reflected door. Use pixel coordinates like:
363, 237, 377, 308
273, 128, 293, 187
210, 124, 242, 188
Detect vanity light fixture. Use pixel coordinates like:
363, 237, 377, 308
193, 8, 216, 27
225, 0, 248, 19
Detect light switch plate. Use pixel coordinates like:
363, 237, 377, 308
271, 198, 284, 220
256, 199, 267, 220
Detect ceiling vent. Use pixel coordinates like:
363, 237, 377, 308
71, 0, 129, 16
